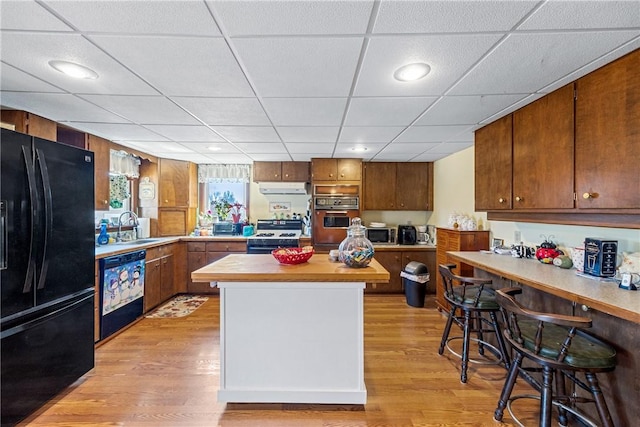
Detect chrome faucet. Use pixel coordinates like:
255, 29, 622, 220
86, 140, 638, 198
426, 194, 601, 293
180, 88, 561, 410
117, 211, 139, 242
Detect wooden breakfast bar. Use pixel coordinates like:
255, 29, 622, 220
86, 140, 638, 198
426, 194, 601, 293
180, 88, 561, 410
447, 251, 640, 426
191, 254, 389, 405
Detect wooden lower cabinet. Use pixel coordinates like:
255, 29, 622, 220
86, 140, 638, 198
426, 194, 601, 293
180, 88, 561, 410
187, 240, 246, 294
144, 244, 176, 312
435, 228, 489, 311
368, 248, 436, 294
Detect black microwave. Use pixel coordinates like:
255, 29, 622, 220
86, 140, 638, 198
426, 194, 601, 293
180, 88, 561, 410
365, 227, 396, 244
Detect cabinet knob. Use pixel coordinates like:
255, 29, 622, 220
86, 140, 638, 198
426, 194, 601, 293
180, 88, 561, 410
583, 192, 597, 199
340, 173, 344, 177
400, 202, 404, 207
515, 196, 523, 202
284, 174, 289, 178
103, 199, 108, 205
275, 174, 279, 178
164, 199, 169, 203
498, 198, 505, 204
329, 173, 334, 178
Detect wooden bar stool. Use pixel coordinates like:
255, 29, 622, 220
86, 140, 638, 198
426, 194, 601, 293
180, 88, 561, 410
437, 264, 511, 383
494, 288, 617, 427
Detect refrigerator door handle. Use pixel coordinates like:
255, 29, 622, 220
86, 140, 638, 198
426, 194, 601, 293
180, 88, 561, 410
21, 146, 36, 293
35, 149, 52, 290
0, 200, 6, 270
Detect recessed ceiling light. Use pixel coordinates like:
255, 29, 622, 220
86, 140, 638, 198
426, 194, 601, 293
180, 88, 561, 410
208, 146, 222, 151
351, 146, 368, 152
48, 60, 99, 80
393, 62, 431, 82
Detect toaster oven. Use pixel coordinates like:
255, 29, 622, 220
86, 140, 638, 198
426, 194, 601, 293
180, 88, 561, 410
365, 227, 396, 244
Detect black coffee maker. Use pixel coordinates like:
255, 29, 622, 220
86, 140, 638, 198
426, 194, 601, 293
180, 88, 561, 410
397, 225, 417, 245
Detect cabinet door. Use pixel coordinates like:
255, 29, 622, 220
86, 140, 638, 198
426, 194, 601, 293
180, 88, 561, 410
369, 251, 402, 293
513, 84, 575, 209
253, 161, 282, 182
337, 159, 362, 181
363, 162, 396, 210
311, 158, 337, 180
159, 159, 191, 207
144, 259, 162, 312
475, 115, 513, 210
158, 209, 187, 236
397, 163, 432, 210
160, 254, 174, 303
187, 252, 207, 287
87, 134, 111, 210
575, 50, 640, 209
282, 161, 310, 182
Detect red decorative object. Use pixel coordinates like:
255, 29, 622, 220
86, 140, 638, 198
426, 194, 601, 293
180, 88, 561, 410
271, 247, 314, 265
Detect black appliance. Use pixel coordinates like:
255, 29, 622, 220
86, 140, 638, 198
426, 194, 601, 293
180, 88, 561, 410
99, 250, 146, 340
1, 129, 95, 425
398, 225, 417, 245
246, 219, 302, 254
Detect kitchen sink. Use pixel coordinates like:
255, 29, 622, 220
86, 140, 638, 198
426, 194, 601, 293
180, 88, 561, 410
115, 238, 160, 245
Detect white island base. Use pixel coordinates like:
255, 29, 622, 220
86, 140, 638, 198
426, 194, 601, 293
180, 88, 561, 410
218, 281, 366, 404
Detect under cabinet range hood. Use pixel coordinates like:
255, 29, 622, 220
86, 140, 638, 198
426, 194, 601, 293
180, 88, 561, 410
258, 182, 309, 195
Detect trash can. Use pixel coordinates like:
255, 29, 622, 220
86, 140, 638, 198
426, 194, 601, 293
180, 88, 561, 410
401, 261, 430, 307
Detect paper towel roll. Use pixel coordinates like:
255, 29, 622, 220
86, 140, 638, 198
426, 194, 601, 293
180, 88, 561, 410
137, 218, 150, 238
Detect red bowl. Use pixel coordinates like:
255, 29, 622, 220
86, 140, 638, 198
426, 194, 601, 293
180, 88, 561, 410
271, 247, 314, 265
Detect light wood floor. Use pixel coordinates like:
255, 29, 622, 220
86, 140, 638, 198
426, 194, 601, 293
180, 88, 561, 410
20, 295, 541, 426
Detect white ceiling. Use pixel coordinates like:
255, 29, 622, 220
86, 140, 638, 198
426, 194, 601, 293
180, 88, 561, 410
1, 0, 639, 164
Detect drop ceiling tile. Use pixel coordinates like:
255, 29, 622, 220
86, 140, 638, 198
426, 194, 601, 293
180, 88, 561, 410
355, 34, 502, 97
450, 31, 640, 95
0, 33, 157, 95
520, 1, 640, 30
152, 152, 219, 163
262, 98, 347, 126
67, 122, 167, 141
89, 35, 253, 97
45, 0, 221, 35
1, 1, 73, 31
411, 152, 448, 162
142, 125, 226, 142
232, 37, 363, 97
334, 143, 387, 155
395, 125, 472, 143
338, 126, 405, 143
277, 127, 339, 143
345, 97, 437, 126
290, 153, 329, 161
374, 0, 537, 33
377, 142, 440, 154
123, 141, 193, 153
179, 142, 241, 154
285, 142, 335, 154
0, 92, 126, 123
172, 97, 270, 126
209, 0, 374, 35
213, 126, 279, 142
1, 63, 64, 93
372, 152, 418, 161
79, 95, 199, 125
248, 153, 291, 162
415, 94, 527, 126
205, 153, 254, 164
234, 142, 288, 154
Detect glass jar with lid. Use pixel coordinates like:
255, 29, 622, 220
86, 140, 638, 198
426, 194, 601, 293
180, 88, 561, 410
338, 217, 375, 268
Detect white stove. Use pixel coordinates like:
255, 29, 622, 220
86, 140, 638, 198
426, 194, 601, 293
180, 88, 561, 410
247, 220, 302, 254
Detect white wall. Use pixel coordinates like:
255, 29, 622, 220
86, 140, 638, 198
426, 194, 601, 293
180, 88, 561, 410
432, 146, 640, 254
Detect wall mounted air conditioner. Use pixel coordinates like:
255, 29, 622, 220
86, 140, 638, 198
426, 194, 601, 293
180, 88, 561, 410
258, 182, 309, 195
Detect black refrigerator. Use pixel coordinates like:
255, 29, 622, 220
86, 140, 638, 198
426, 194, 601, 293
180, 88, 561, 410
1, 128, 95, 425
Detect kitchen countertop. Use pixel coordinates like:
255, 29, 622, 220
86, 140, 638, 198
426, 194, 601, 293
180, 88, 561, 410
447, 251, 640, 324
95, 237, 180, 258
191, 254, 390, 283
373, 243, 436, 251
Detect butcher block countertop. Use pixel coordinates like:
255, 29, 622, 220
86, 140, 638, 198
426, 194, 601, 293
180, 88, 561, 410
191, 254, 390, 283
448, 251, 640, 324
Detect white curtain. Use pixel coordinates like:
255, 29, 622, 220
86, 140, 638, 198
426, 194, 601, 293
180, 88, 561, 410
198, 164, 251, 183
110, 149, 140, 178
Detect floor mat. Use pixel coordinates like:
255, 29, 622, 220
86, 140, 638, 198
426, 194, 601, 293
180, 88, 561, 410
145, 295, 209, 318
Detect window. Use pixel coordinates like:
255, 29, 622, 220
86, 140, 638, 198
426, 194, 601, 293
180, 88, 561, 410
205, 180, 248, 223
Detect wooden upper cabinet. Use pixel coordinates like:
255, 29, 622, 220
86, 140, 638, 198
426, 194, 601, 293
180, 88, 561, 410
1, 110, 57, 141
253, 161, 310, 182
312, 158, 361, 181
512, 84, 575, 209
159, 159, 194, 208
363, 162, 433, 210
86, 134, 111, 211
363, 162, 397, 209
575, 50, 640, 210
475, 114, 513, 210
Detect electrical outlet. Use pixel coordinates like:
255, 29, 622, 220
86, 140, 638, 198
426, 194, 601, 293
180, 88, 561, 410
514, 231, 521, 243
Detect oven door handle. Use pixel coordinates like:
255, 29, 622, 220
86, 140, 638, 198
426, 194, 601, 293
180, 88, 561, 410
324, 211, 348, 214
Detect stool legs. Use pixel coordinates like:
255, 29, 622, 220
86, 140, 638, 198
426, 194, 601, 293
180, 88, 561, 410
585, 372, 614, 427
489, 310, 510, 370
494, 351, 523, 422
438, 306, 456, 356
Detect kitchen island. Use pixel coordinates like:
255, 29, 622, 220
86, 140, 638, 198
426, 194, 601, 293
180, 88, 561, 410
447, 251, 639, 426
191, 254, 390, 404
